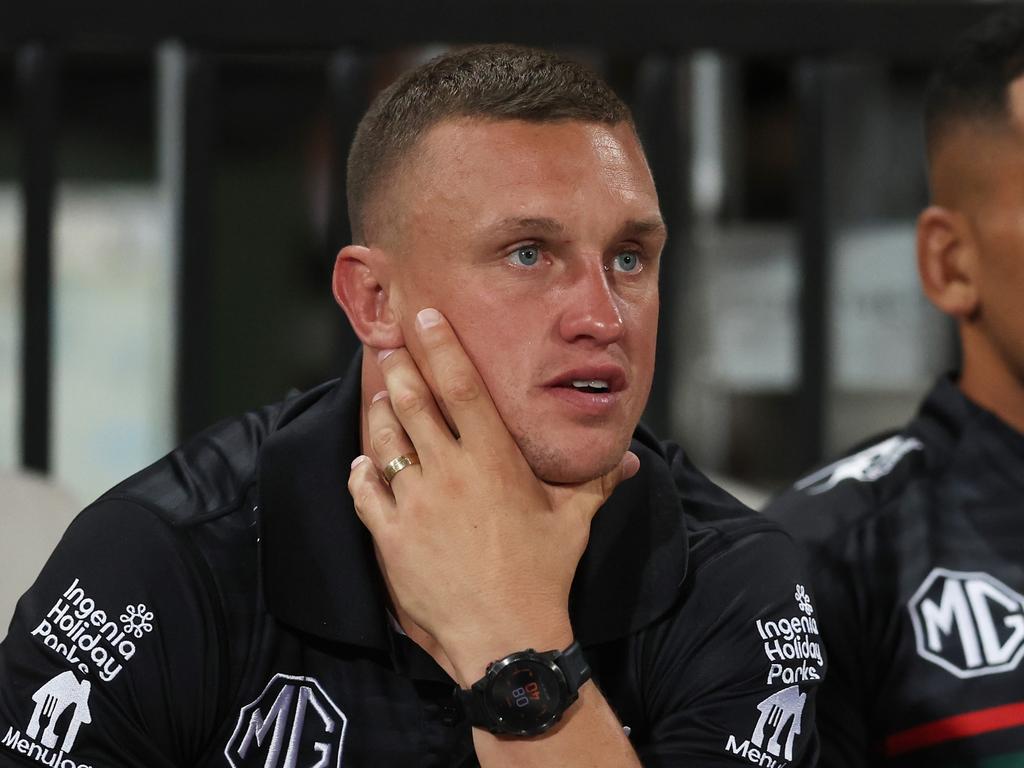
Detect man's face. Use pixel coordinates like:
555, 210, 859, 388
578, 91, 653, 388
381, 118, 665, 483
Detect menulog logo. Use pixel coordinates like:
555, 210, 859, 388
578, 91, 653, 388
909, 568, 1024, 679
2, 670, 94, 768
724, 685, 806, 767
225, 673, 347, 768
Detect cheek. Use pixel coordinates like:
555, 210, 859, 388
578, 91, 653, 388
977, 202, 1024, 272
973, 228, 1024, 372
977, 228, 1024, 312
625, 292, 660, 350
455, 312, 534, 372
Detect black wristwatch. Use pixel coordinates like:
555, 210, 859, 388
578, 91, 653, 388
458, 641, 591, 737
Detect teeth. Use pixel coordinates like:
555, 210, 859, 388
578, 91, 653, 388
571, 379, 609, 390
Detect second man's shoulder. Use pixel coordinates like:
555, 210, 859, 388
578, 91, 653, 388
762, 429, 934, 548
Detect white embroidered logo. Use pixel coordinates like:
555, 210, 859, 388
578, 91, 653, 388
1, 671, 95, 768
794, 585, 814, 616
724, 686, 807, 766
29, 578, 153, 682
794, 435, 923, 495
119, 604, 154, 639
909, 568, 1024, 679
27, 671, 92, 753
753, 584, 823, 687
225, 673, 347, 768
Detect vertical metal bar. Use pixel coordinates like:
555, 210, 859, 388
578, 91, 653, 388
326, 51, 368, 251
796, 59, 830, 468
18, 45, 58, 473
174, 51, 216, 440
157, 42, 186, 446
633, 55, 688, 438
326, 50, 368, 368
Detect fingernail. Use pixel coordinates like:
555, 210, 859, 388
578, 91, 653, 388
416, 308, 441, 330
371, 390, 388, 404
623, 451, 641, 478
377, 348, 395, 362
351, 455, 370, 469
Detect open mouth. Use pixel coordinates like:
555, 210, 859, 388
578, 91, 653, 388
545, 366, 627, 395
543, 368, 626, 416
570, 379, 611, 394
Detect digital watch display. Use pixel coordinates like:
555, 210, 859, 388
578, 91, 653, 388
485, 653, 567, 734
460, 641, 591, 737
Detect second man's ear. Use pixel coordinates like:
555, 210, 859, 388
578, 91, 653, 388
916, 205, 980, 320
332, 245, 405, 349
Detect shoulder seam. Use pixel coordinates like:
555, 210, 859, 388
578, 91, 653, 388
99, 480, 256, 530
795, 473, 932, 556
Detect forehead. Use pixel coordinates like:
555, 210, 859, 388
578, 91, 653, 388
397, 118, 660, 237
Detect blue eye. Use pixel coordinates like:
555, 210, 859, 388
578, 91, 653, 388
614, 251, 641, 273
510, 245, 541, 267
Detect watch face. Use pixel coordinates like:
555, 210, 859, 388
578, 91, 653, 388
487, 656, 566, 735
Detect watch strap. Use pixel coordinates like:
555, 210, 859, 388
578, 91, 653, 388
459, 680, 490, 730
554, 640, 591, 695
458, 640, 591, 734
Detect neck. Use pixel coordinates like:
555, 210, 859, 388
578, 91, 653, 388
958, 326, 1024, 436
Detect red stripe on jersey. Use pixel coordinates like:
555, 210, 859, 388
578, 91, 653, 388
885, 702, 1024, 756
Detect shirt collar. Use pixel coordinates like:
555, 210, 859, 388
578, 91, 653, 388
258, 352, 689, 651
918, 374, 1024, 488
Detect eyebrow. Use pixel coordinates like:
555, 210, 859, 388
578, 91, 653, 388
489, 217, 566, 236
488, 216, 667, 239
619, 217, 668, 239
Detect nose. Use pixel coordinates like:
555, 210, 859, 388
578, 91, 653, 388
557, 260, 624, 345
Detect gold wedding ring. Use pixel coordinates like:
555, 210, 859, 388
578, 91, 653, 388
382, 452, 420, 484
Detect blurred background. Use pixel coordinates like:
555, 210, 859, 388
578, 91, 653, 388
2, 1, 996, 511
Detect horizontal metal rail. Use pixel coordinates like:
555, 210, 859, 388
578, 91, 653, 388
0, 1, 1010, 57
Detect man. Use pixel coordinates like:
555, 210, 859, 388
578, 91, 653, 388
0, 46, 822, 766
763, 12, 1024, 768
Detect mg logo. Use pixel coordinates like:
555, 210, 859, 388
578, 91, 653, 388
909, 568, 1024, 679
225, 674, 347, 768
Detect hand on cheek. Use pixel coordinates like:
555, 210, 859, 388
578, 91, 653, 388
347, 308, 639, 685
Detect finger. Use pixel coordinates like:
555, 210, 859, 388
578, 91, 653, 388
413, 308, 513, 453
348, 454, 397, 533
566, 451, 641, 521
377, 347, 456, 461
366, 390, 423, 491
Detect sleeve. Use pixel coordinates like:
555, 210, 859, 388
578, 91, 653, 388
764, 490, 873, 768
635, 529, 826, 767
0, 499, 225, 768
796, 546, 869, 768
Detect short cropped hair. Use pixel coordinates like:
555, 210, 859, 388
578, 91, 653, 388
346, 44, 634, 244
924, 8, 1024, 159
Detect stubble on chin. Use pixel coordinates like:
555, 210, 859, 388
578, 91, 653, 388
513, 429, 627, 486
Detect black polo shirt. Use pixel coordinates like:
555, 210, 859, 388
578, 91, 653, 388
0, 357, 823, 767
764, 376, 1024, 767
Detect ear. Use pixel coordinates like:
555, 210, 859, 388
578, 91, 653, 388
916, 205, 980, 320
332, 245, 405, 349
